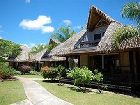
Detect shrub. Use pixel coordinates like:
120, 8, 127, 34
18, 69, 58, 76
30, 70, 41, 75
93, 69, 103, 93
41, 66, 49, 72
18, 65, 31, 74
13, 70, 21, 75
93, 69, 103, 82
0, 63, 16, 79
67, 66, 93, 88
56, 65, 65, 85
42, 67, 58, 80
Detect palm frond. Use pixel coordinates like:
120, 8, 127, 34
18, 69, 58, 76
51, 25, 76, 43
122, 2, 140, 26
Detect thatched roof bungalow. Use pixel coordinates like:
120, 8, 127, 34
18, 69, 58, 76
8, 45, 30, 62
49, 6, 124, 56
49, 5, 140, 93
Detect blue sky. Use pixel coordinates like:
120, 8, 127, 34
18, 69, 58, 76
0, 0, 138, 47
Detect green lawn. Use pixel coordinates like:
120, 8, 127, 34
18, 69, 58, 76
17, 74, 43, 78
37, 81, 140, 105
0, 80, 26, 105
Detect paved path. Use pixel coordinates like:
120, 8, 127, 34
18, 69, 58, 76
11, 99, 33, 105
17, 77, 73, 105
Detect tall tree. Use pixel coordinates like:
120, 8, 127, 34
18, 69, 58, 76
0, 39, 21, 61
51, 25, 76, 43
30, 44, 48, 54
122, 2, 140, 33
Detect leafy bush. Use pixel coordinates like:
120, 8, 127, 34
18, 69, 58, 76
93, 69, 103, 93
56, 65, 65, 85
13, 70, 21, 75
67, 66, 93, 87
93, 69, 103, 82
113, 26, 139, 48
42, 67, 58, 80
0, 63, 16, 79
30, 70, 41, 75
18, 65, 31, 74
41, 66, 49, 72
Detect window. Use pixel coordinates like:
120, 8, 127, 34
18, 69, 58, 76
94, 34, 101, 40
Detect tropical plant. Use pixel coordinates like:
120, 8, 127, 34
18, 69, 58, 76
18, 65, 31, 75
56, 65, 65, 85
67, 66, 93, 89
112, 26, 139, 48
0, 62, 16, 79
92, 69, 103, 93
30, 44, 48, 54
47, 42, 58, 52
122, 2, 140, 30
0, 39, 21, 61
30, 70, 41, 75
51, 25, 76, 43
42, 67, 58, 80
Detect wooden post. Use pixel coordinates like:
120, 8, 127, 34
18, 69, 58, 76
129, 51, 136, 93
66, 56, 69, 69
78, 55, 80, 67
133, 51, 137, 81
101, 55, 104, 70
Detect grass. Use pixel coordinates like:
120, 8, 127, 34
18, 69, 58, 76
17, 74, 43, 78
37, 81, 140, 105
0, 80, 26, 105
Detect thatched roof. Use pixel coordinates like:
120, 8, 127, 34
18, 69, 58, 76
41, 56, 66, 61
30, 49, 47, 61
30, 48, 65, 62
8, 44, 65, 62
49, 5, 121, 56
8, 45, 30, 62
49, 38, 60, 45
119, 36, 140, 50
87, 6, 115, 31
49, 29, 87, 56
96, 22, 123, 53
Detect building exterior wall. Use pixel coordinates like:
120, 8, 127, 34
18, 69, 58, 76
80, 54, 88, 66
83, 26, 108, 42
120, 52, 130, 72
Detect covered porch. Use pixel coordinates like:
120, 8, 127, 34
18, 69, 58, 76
78, 50, 140, 92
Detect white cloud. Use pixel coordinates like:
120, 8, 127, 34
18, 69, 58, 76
42, 26, 54, 33
20, 16, 51, 30
63, 20, 72, 25
25, 0, 31, 3
19, 15, 54, 33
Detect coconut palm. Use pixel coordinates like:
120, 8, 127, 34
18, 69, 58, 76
30, 44, 48, 54
51, 25, 76, 43
122, 2, 140, 32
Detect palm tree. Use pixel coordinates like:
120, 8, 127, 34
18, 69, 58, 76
30, 44, 48, 54
122, 2, 140, 33
51, 25, 76, 43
